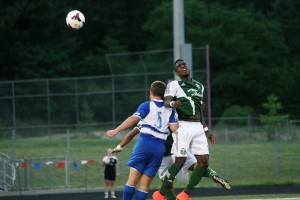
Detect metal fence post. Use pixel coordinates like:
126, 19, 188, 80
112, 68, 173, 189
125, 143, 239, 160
23, 158, 27, 191
274, 127, 278, 177
247, 115, 251, 134
66, 129, 70, 189
225, 128, 229, 178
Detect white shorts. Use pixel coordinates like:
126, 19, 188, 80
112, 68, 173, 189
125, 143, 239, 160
172, 121, 209, 156
157, 152, 197, 180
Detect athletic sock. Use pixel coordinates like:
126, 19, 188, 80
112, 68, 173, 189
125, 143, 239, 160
160, 164, 181, 195
184, 166, 206, 194
111, 191, 116, 197
204, 167, 216, 178
104, 192, 109, 198
123, 184, 135, 200
165, 190, 176, 200
135, 189, 148, 200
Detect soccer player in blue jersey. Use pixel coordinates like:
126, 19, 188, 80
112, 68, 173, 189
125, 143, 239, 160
106, 80, 178, 200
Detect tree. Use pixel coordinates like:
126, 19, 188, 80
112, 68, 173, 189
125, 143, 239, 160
269, 0, 300, 119
0, 0, 162, 80
143, 0, 290, 117
0, 1, 79, 79
260, 94, 289, 141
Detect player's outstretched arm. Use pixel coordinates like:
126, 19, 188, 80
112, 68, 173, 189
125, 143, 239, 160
111, 127, 140, 153
106, 115, 140, 138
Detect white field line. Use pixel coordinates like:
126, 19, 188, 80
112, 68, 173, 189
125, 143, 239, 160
246, 198, 300, 200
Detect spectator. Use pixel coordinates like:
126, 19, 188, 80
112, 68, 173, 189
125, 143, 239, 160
102, 148, 119, 198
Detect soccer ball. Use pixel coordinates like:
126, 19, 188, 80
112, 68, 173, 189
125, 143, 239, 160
102, 157, 110, 164
66, 10, 85, 30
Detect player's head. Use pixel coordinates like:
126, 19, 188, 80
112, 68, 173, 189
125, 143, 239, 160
150, 81, 166, 99
174, 59, 190, 78
174, 59, 185, 71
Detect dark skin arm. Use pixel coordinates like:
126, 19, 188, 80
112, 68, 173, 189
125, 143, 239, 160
164, 96, 181, 108
200, 102, 216, 145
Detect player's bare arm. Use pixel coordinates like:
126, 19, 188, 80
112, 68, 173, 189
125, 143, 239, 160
106, 115, 140, 138
205, 130, 216, 145
164, 95, 181, 108
200, 107, 216, 145
200, 101, 206, 110
111, 127, 140, 153
169, 123, 179, 133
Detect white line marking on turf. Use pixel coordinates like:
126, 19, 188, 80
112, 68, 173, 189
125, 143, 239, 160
246, 198, 300, 200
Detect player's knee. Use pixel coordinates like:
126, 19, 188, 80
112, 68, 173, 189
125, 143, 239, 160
175, 158, 186, 168
188, 163, 197, 171
175, 162, 184, 168
198, 162, 208, 170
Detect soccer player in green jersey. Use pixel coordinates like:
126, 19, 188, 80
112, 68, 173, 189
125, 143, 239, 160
153, 59, 230, 200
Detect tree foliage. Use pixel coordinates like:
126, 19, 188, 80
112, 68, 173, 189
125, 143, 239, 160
0, 0, 299, 118
143, 0, 294, 117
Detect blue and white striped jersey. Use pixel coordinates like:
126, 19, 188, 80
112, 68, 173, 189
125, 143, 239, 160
133, 99, 177, 140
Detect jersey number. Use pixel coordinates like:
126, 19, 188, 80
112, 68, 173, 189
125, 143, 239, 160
155, 111, 162, 128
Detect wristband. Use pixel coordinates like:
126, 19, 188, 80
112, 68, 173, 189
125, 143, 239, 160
170, 101, 175, 107
116, 144, 123, 151
204, 127, 209, 132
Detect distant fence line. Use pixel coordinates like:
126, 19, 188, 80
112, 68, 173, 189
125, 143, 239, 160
1, 121, 299, 191
0, 48, 208, 136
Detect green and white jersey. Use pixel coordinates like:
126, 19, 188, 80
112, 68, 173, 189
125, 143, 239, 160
165, 79, 204, 116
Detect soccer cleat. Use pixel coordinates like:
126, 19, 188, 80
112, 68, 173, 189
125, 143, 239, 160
176, 190, 190, 200
104, 194, 108, 199
212, 174, 231, 190
111, 194, 117, 198
152, 190, 165, 200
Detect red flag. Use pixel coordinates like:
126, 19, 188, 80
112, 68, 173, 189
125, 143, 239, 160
21, 162, 28, 168
87, 159, 95, 164
57, 161, 65, 169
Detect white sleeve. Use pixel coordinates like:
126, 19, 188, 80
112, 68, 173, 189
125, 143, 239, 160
201, 84, 204, 94
164, 81, 178, 97
102, 156, 108, 162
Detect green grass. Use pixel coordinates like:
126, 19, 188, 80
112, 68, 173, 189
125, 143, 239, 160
189, 194, 300, 200
1, 131, 300, 190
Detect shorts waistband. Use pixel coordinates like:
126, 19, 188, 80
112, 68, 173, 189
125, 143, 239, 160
140, 133, 166, 143
178, 115, 200, 122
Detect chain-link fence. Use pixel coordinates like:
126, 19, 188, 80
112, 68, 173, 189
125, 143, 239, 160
0, 153, 17, 191
1, 119, 299, 192
0, 47, 299, 191
0, 47, 208, 140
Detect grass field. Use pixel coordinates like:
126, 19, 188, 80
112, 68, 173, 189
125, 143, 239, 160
1, 129, 300, 190
1, 190, 299, 200
191, 194, 300, 200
